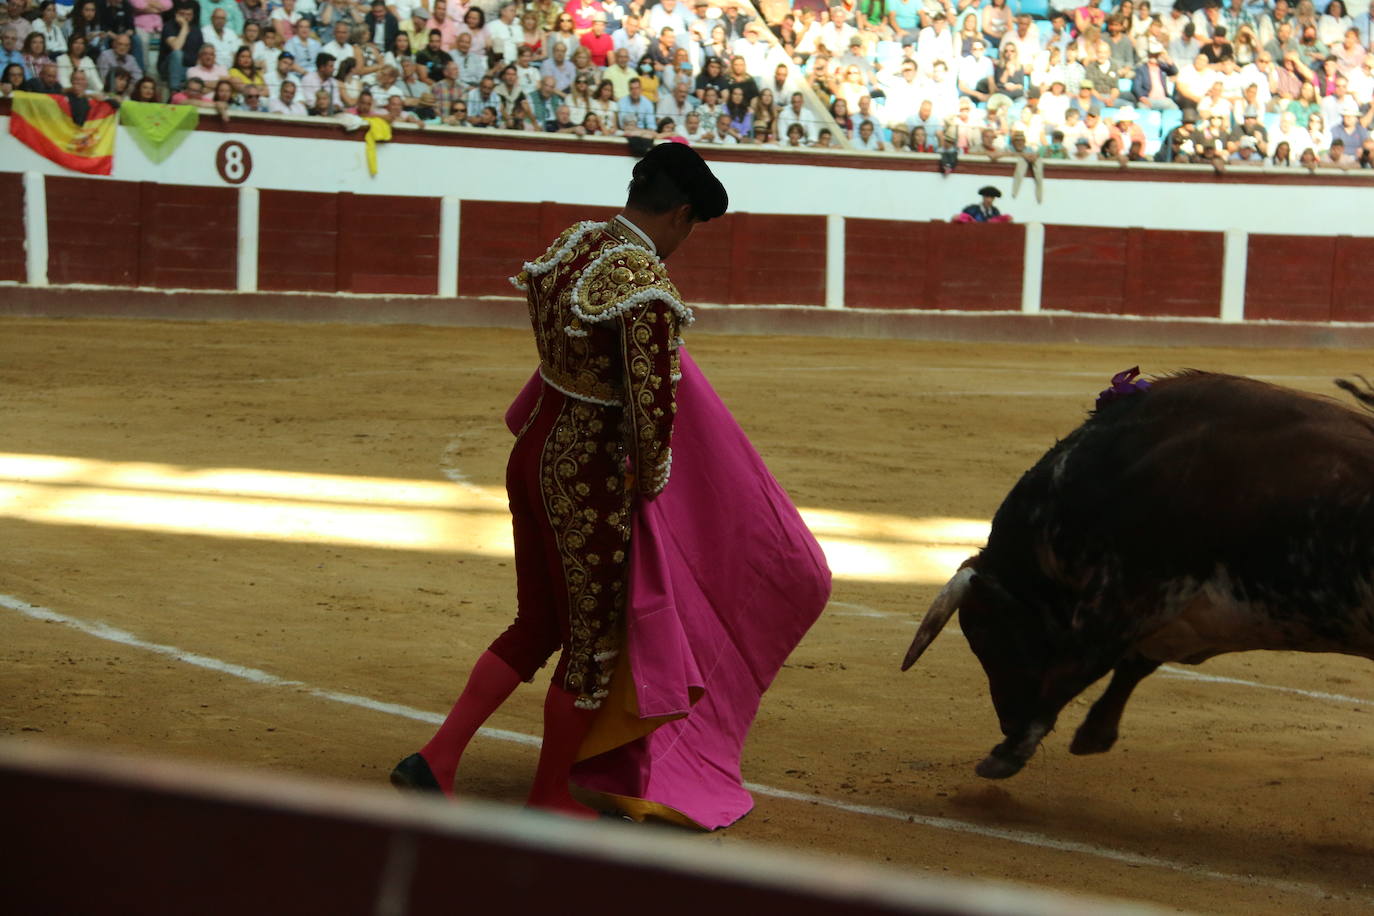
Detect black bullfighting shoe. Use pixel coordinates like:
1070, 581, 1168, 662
389, 753, 442, 793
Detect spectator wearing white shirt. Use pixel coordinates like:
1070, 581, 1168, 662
515, 46, 541, 94
263, 51, 301, 96
655, 78, 696, 119
1039, 77, 1071, 126
680, 108, 710, 142
815, 5, 858, 55
203, 8, 240, 68
916, 13, 956, 72
957, 39, 993, 101
852, 118, 885, 149
267, 77, 309, 113
488, 2, 522, 61
647, 0, 689, 39
322, 21, 360, 70
253, 28, 284, 73
775, 89, 818, 141
732, 21, 771, 75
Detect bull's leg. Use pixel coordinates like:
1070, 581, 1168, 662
1069, 653, 1160, 756
975, 656, 1120, 779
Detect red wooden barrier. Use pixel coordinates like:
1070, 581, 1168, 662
674, 213, 826, 306
47, 176, 141, 286
458, 200, 619, 297
1044, 226, 1220, 318
0, 173, 25, 283
46, 179, 237, 289
671, 212, 735, 304
1332, 237, 1374, 323
844, 218, 927, 310
845, 220, 1022, 311
258, 189, 340, 293
338, 192, 440, 295
1246, 234, 1374, 322
138, 183, 238, 290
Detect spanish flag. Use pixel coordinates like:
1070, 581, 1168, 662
9, 90, 117, 176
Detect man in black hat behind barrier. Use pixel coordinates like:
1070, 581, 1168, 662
391, 144, 754, 818
962, 185, 1004, 221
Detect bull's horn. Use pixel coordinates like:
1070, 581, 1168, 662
901, 565, 975, 671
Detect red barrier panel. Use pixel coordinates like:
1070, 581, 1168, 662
671, 213, 736, 305
338, 193, 440, 295
674, 213, 826, 307
1246, 234, 1374, 322
258, 189, 341, 293
1044, 226, 1220, 318
47, 176, 141, 287
138, 183, 238, 290
1245, 234, 1333, 321
846, 220, 1022, 311
1332, 237, 1374, 323
458, 200, 618, 297
844, 218, 927, 310
0, 173, 24, 282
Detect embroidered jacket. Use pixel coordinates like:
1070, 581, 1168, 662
511, 219, 690, 496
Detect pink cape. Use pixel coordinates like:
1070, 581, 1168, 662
504, 349, 831, 830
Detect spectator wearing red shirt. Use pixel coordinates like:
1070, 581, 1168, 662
563, 0, 605, 35
580, 13, 613, 66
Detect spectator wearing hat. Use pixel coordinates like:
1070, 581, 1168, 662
1110, 105, 1146, 148
733, 20, 771, 74
1330, 98, 1371, 153
263, 50, 300, 96
1227, 133, 1264, 162
580, 11, 613, 65
1078, 105, 1110, 153
1227, 104, 1270, 154
962, 185, 1002, 221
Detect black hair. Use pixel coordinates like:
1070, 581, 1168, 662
626, 167, 692, 214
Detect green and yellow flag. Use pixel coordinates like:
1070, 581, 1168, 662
120, 99, 199, 164
9, 90, 117, 175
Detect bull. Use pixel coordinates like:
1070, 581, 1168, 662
902, 370, 1374, 779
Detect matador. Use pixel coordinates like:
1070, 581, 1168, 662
391, 143, 731, 817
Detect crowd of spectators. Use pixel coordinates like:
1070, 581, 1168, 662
1, 0, 1371, 166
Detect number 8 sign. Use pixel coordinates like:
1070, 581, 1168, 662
215, 141, 253, 184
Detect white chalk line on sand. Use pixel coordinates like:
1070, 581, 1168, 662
5, 594, 1371, 904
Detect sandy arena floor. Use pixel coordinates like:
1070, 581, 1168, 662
2, 316, 1371, 914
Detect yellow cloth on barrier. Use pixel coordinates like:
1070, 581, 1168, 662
364, 116, 392, 176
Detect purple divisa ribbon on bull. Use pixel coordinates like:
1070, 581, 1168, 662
1096, 367, 1152, 410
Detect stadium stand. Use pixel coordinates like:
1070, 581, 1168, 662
0, 0, 1370, 165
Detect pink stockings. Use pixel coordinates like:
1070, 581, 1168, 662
525, 682, 599, 818
418, 650, 599, 817
420, 650, 522, 796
